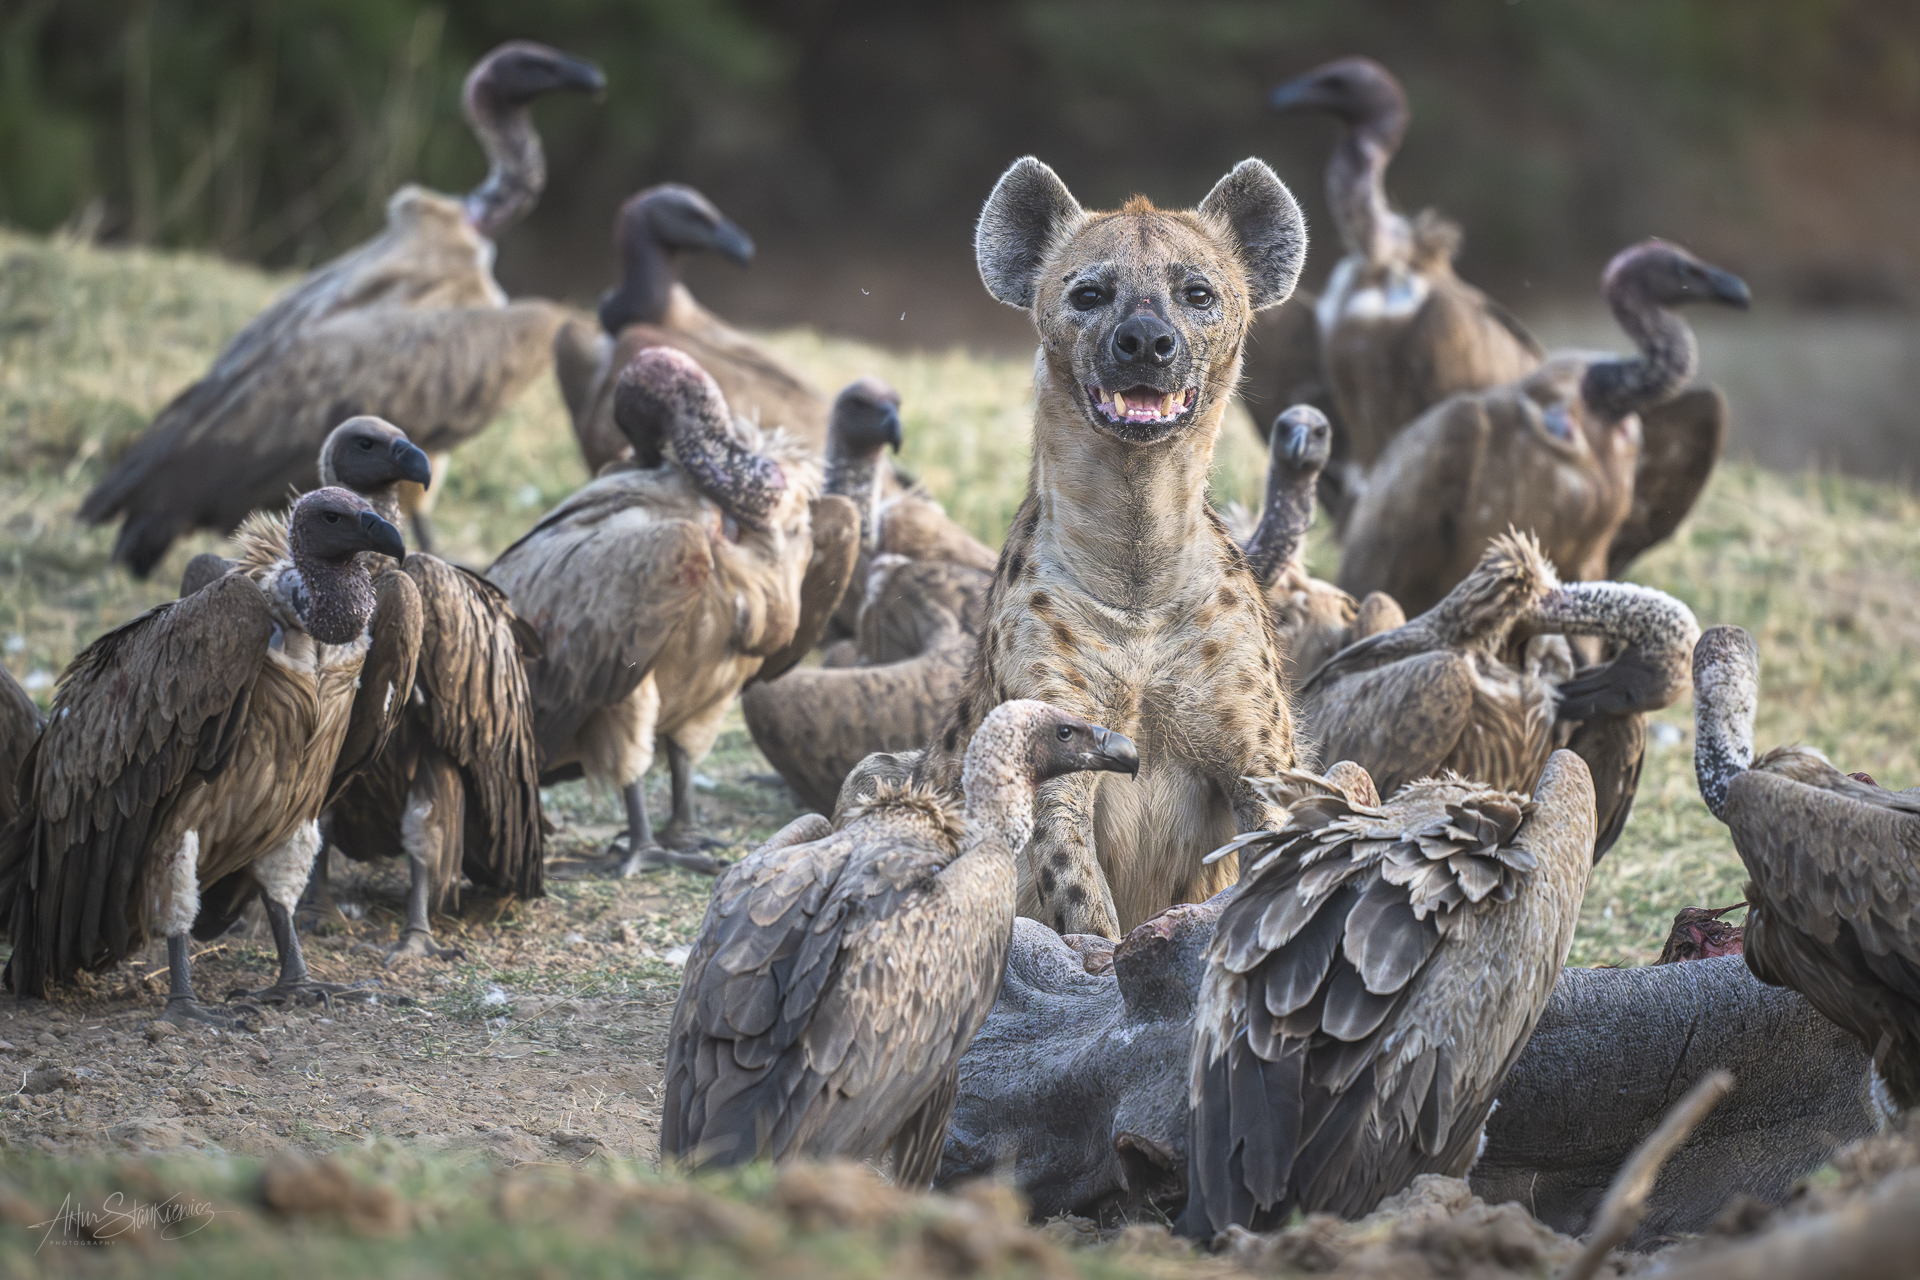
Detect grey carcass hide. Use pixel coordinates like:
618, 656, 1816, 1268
940, 912, 1880, 1236
1470, 956, 1882, 1245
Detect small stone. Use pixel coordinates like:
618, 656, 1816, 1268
34, 1032, 58, 1047
0, 1040, 16, 1053
21, 1068, 71, 1095
145, 1021, 179, 1043
248, 1046, 272, 1066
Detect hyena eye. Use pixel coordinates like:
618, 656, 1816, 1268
1069, 285, 1107, 311
1184, 284, 1215, 308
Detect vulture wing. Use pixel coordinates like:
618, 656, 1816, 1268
0, 575, 274, 995
1606, 385, 1727, 578
0, 666, 43, 830
493, 505, 715, 764
326, 567, 424, 806
1303, 651, 1474, 797
1564, 712, 1645, 863
405, 557, 546, 899
1185, 753, 1593, 1234
753, 495, 860, 684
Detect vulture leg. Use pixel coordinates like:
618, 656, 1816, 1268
387, 761, 467, 964
228, 824, 378, 1007
164, 934, 248, 1029
611, 771, 721, 877
660, 738, 725, 864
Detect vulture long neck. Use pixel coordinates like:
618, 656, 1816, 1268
1693, 631, 1759, 822
1526, 581, 1698, 659
1241, 451, 1319, 588
668, 405, 787, 532
289, 543, 377, 646
601, 213, 678, 333
464, 98, 546, 240
1328, 117, 1410, 266
961, 716, 1043, 860
825, 439, 887, 552
1582, 280, 1699, 422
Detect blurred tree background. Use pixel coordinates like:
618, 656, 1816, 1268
3, 0, 1918, 347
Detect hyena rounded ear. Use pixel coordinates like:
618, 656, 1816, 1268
976, 157, 1086, 310
1198, 159, 1307, 311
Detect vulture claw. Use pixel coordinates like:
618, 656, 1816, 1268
164, 996, 255, 1032
229, 979, 380, 1009
605, 842, 725, 877
384, 929, 467, 966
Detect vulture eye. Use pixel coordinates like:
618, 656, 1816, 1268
1056, 724, 1075, 742
1184, 285, 1215, 308
357, 438, 374, 449
1070, 285, 1107, 311
323, 512, 341, 524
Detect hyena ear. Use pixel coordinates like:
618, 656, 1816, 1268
976, 157, 1086, 309
1198, 159, 1307, 311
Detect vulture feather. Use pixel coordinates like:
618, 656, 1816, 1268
0, 665, 42, 831
1179, 752, 1594, 1234
663, 699, 1139, 1182
79, 42, 604, 571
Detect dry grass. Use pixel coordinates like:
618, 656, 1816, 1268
2, 226, 1914, 980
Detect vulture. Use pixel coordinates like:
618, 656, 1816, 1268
742, 386, 993, 814
1270, 57, 1543, 472
309, 417, 546, 961
557, 184, 828, 474
0, 490, 413, 1023
661, 698, 1140, 1182
1299, 530, 1697, 859
1656, 902, 1747, 965
1338, 239, 1748, 615
1179, 752, 1596, 1234
80, 41, 605, 570
1694, 624, 1920, 1108
491, 347, 855, 874
0, 665, 42, 829
1239, 405, 1405, 687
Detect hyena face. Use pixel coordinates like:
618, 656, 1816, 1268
976, 158, 1306, 446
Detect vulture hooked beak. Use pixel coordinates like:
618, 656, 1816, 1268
1268, 75, 1325, 114
1701, 265, 1752, 310
710, 217, 756, 268
392, 439, 434, 488
554, 53, 609, 100
360, 510, 408, 562
1093, 726, 1141, 779
877, 405, 904, 453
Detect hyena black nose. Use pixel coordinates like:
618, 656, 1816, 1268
1111, 311, 1178, 367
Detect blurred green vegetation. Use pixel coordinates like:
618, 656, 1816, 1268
4, 1, 1917, 300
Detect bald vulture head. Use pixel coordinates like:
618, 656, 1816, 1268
1269, 56, 1408, 149
599, 185, 756, 335
1584, 240, 1750, 421
1691, 624, 1762, 822
824, 378, 903, 544
1243, 404, 1332, 587
614, 347, 788, 530
287, 487, 407, 644
318, 416, 433, 494
962, 700, 1138, 851
460, 42, 604, 240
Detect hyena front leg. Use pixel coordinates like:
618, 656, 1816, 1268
1017, 772, 1122, 938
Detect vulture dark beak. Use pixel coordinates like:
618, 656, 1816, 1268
360, 510, 408, 562
1269, 75, 1327, 114
711, 219, 756, 268
1092, 727, 1141, 778
878, 406, 904, 453
1282, 417, 1320, 466
553, 53, 608, 99
1703, 266, 1752, 310
392, 439, 434, 488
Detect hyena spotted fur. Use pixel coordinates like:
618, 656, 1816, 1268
916, 157, 1308, 938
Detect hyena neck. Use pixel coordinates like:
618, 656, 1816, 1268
1026, 357, 1227, 609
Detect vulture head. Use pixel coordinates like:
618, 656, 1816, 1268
1583, 240, 1750, 422
1656, 902, 1747, 964
287, 487, 407, 645
1427, 528, 1559, 651
1269, 56, 1408, 148
1242, 404, 1332, 586
464, 41, 606, 117
1602, 240, 1752, 315
461, 43, 604, 240
829, 378, 905, 460
966, 700, 1140, 797
319, 416, 433, 496
1691, 624, 1761, 821
614, 347, 791, 531
599, 185, 756, 335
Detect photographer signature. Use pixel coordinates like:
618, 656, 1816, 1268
26, 1192, 225, 1252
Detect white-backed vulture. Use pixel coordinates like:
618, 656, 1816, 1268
1300, 531, 1697, 859
491, 347, 852, 874
661, 699, 1139, 1183
1178, 752, 1595, 1234
557, 184, 828, 474
80, 42, 604, 570
0, 490, 413, 1024
1238, 405, 1404, 686
1338, 240, 1748, 615
300, 417, 546, 962
1270, 57, 1544, 471
0, 665, 42, 830
1694, 624, 1920, 1107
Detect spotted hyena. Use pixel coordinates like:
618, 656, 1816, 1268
917, 157, 1307, 938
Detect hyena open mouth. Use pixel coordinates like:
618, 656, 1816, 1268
1084, 384, 1199, 430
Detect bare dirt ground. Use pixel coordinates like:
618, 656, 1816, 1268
0, 719, 795, 1169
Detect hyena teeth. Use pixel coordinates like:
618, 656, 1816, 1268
1161, 393, 1176, 417
1113, 390, 1127, 417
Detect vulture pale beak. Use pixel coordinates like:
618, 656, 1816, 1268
1092, 726, 1141, 778
878, 406, 904, 453
711, 219, 756, 268
360, 510, 408, 562
392, 439, 434, 488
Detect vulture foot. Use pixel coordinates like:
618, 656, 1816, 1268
384, 928, 466, 965
230, 978, 380, 1009
164, 996, 254, 1031
659, 822, 726, 854
606, 840, 725, 877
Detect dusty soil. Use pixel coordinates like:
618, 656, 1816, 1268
0, 722, 798, 1168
